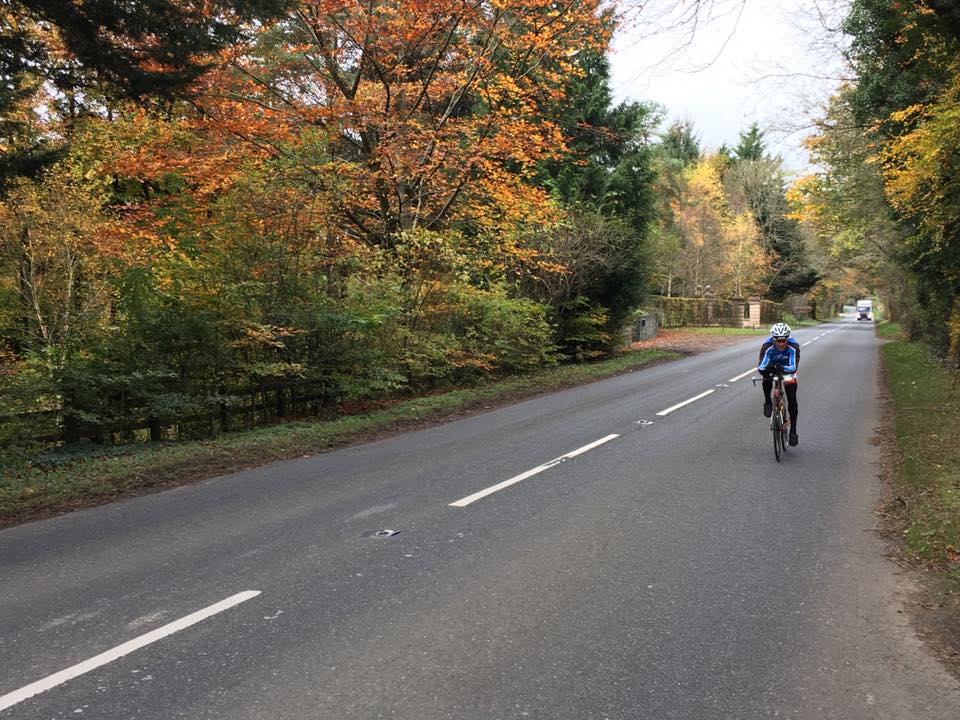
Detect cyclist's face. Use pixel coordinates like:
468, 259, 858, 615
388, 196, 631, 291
774, 338, 788, 347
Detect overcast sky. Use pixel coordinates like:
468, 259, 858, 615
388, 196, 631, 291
609, 0, 850, 174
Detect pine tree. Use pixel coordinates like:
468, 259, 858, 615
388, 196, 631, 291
734, 123, 766, 162
10, 1, 291, 100
536, 48, 659, 340
660, 121, 701, 166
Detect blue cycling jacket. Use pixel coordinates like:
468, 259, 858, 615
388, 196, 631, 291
757, 336, 800, 374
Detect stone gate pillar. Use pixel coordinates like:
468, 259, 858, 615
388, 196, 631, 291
748, 297, 762, 329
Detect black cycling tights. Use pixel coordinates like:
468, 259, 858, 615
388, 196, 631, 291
762, 379, 798, 431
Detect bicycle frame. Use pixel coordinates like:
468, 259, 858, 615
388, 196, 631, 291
771, 376, 790, 460
754, 372, 793, 462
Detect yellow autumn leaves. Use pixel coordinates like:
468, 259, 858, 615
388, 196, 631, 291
665, 157, 769, 299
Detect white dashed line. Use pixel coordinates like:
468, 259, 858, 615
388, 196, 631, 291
656, 389, 715, 416
728, 369, 755, 383
0, 591, 261, 712
450, 434, 620, 507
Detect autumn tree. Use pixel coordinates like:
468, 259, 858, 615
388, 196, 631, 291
670, 155, 766, 299
101, 1, 621, 368
183, 0, 613, 252
788, 85, 904, 319
0, 167, 116, 365
0, 136, 136, 441
877, 68, 960, 350
826, 0, 960, 350
842, 0, 956, 133
723, 125, 818, 301
646, 121, 702, 296
0, 1, 293, 188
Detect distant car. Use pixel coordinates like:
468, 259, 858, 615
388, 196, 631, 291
856, 300, 872, 321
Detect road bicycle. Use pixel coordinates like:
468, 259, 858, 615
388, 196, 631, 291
753, 369, 793, 462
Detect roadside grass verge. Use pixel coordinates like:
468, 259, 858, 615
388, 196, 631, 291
674, 318, 824, 338
675, 326, 768, 336
876, 320, 904, 340
781, 313, 824, 328
0, 348, 678, 527
881, 340, 960, 582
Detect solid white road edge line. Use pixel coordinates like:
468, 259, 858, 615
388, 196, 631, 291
656, 389, 715, 416
450, 434, 620, 508
0, 590, 262, 712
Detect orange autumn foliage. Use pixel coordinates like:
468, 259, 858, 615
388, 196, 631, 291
181, 1, 611, 246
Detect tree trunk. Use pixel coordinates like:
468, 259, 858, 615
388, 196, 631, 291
148, 415, 162, 442
219, 385, 229, 432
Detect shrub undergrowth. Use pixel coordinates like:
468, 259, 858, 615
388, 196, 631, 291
1, 348, 677, 526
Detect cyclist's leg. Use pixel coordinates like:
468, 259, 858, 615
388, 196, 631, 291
785, 382, 798, 444
785, 382, 798, 430
762, 377, 773, 416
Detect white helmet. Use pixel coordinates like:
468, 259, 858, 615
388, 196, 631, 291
770, 322, 791, 339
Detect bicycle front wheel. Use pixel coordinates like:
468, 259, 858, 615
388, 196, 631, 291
772, 413, 783, 461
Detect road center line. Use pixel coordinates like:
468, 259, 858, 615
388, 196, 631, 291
449, 434, 620, 508
656, 389, 715, 416
728, 369, 755, 383
0, 591, 261, 712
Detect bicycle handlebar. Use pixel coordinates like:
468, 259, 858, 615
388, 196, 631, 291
753, 371, 796, 386
759, 365, 796, 376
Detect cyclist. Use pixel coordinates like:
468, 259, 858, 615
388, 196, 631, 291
758, 321, 800, 446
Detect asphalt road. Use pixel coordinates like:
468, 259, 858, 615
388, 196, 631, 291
2, 318, 959, 719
